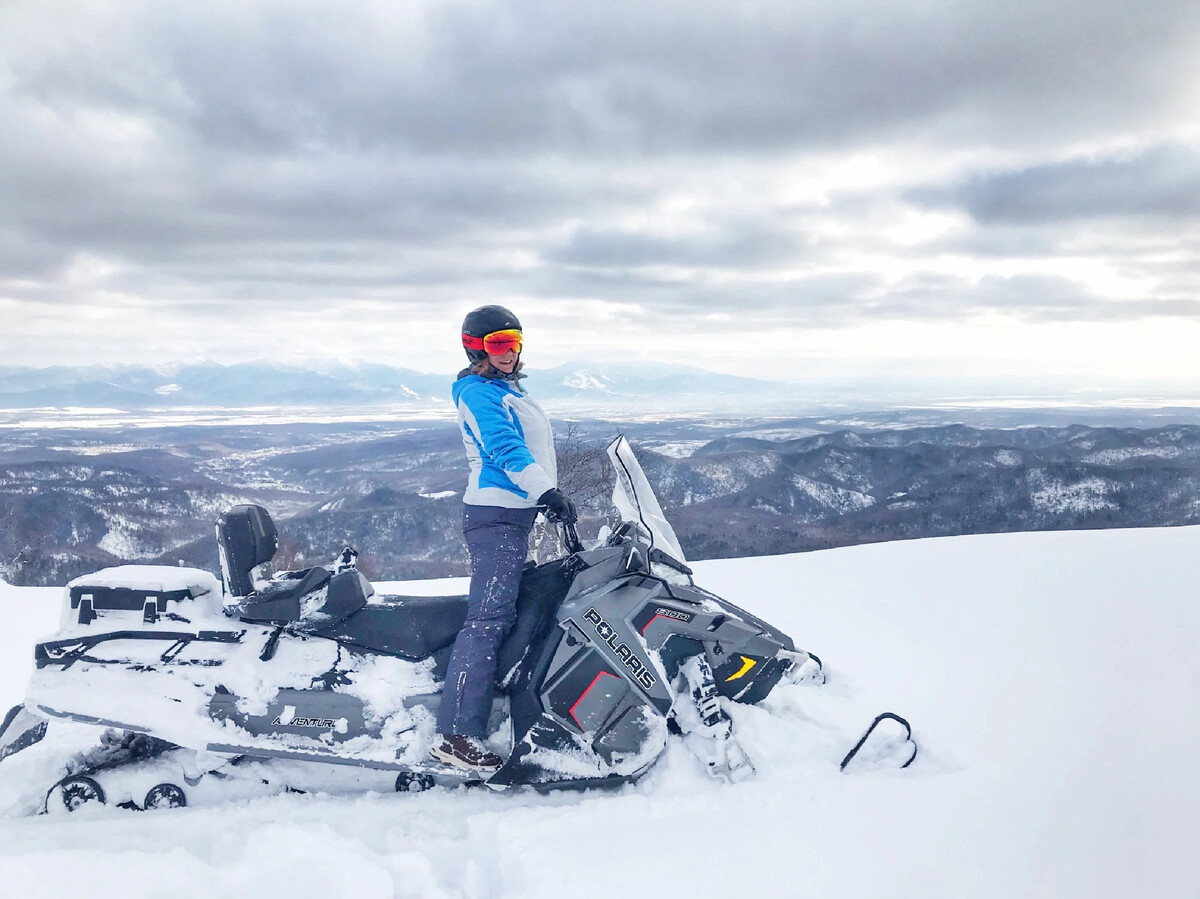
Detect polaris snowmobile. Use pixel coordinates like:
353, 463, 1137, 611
0, 437, 905, 814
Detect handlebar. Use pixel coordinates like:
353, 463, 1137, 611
560, 520, 584, 554
539, 502, 584, 554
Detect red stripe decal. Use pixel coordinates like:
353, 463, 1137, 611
640, 613, 667, 635
568, 671, 620, 730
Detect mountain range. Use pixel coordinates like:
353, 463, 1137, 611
0, 362, 790, 409
3, 417, 1199, 586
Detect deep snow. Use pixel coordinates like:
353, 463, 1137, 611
1, 526, 1197, 898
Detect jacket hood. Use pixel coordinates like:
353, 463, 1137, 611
455, 366, 526, 388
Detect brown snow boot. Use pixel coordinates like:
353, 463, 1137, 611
429, 734, 504, 772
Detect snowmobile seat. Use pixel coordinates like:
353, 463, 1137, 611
232, 568, 372, 630
317, 559, 576, 673
230, 566, 332, 624
319, 559, 575, 668
316, 593, 469, 660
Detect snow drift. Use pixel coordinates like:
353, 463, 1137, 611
1, 525, 1197, 898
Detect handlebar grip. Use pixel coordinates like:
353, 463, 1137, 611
561, 521, 584, 554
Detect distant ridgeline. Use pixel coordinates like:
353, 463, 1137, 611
0, 361, 792, 411
2, 421, 1200, 586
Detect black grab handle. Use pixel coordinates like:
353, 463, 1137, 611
839, 712, 917, 772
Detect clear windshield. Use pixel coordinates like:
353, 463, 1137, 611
607, 436, 689, 574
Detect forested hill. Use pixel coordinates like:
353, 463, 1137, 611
2, 421, 1199, 585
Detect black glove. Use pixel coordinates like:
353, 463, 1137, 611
334, 546, 359, 572
537, 488, 578, 524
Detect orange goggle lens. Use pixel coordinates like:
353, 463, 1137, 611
484, 329, 523, 355
462, 328, 523, 355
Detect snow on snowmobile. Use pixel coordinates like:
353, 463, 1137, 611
0, 437, 909, 815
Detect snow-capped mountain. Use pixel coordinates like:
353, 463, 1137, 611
0, 363, 451, 409
0, 362, 792, 410
2, 526, 1197, 897
531, 361, 786, 401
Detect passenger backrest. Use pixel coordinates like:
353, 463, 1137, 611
216, 504, 279, 597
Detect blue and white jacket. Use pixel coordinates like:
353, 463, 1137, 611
453, 371, 557, 509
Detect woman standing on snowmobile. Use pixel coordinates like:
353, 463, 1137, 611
430, 305, 577, 772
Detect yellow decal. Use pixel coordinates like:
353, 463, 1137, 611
725, 656, 758, 681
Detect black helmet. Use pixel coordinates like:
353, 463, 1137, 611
461, 305, 522, 363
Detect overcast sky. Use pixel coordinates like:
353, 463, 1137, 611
2, 0, 1199, 397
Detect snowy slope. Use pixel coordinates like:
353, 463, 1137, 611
1, 527, 1198, 899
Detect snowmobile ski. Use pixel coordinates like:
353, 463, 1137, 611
0, 705, 48, 763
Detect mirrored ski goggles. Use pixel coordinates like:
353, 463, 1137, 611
462, 328, 523, 355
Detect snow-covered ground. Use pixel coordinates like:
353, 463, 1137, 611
1, 526, 1197, 898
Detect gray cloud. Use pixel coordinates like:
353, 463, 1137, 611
885, 273, 1200, 323
911, 145, 1200, 223
1, 0, 1199, 373
524, 263, 885, 325
547, 219, 812, 269
17, 0, 1191, 154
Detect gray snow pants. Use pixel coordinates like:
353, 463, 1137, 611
436, 504, 538, 738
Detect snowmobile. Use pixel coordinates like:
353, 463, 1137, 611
0, 437, 909, 814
